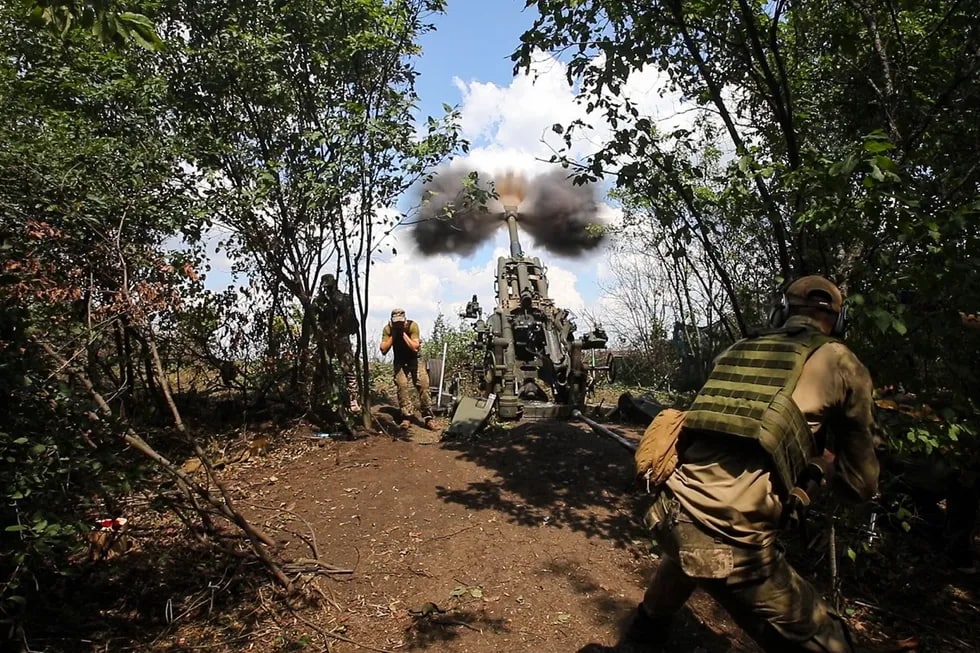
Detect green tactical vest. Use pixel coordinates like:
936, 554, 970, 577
684, 327, 835, 495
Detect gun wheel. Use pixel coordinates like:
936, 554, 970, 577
483, 352, 498, 390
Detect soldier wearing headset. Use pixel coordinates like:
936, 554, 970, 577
584, 275, 880, 653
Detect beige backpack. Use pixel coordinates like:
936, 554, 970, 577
634, 408, 686, 489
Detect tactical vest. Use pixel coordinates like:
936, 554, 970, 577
317, 290, 358, 336
392, 319, 418, 367
683, 328, 835, 496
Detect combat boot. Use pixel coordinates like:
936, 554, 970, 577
576, 604, 672, 653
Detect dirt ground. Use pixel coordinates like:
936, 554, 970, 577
221, 411, 759, 653
31, 401, 980, 653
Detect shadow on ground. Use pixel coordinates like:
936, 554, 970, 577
403, 608, 509, 649
437, 419, 648, 549
551, 557, 756, 652
22, 537, 273, 653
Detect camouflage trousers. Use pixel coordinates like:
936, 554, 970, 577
642, 492, 854, 653
323, 340, 360, 411
394, 359, 432, 420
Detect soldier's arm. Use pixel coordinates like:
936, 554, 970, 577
402, 322, 421, 353
828, 345, 880, 502
380, 324, 393, 355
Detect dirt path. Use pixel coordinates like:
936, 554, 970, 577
222, 416, 756, 653
49, 409, 977, 652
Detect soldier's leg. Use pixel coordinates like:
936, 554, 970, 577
633, 556, 696, 648
393, 366, 413, 426
709, 553, 854, 653
415, 361, 433, 420
578, 557, 694, 653
602, 495, 696, 653
340, 344, 360, 413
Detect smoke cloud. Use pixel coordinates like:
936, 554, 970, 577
411, 167, 502, 256
520, 169, 604, 257
411, 167, 605, 258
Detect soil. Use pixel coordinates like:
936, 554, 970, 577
28, 401, 980, 653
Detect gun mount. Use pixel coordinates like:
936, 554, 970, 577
464, 208, 608, 420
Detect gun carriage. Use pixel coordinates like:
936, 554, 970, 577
458, 207, 609, 420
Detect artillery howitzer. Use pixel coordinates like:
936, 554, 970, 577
457, 206, 609, 422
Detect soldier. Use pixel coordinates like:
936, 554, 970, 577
313, 274, 360, 414
586, 276, 881, 653
379, 308, 436, 430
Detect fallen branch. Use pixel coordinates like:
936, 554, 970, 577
260, 586, 397, 653
40, 340, 291, 591
281, 558, 354, 576
423, 524, 479, 543
849, 599, 967, 650
431, 617, 483, 633
245, 501, 322, 559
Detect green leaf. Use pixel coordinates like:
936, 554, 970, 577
863, 140, 894, 154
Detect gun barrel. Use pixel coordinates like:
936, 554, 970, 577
572, 409, 637, 452
505, 212, 523, 258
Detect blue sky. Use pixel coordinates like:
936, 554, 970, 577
365, 1, 623, 350
204, 2, 696, 352
414, 2, 533, 117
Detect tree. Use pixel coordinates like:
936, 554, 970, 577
158, 0, 464, 427
422, 311, 478, 369
515, 1, 980, 406
26, 0, 163, 48
0, 1, 207, 633
1, 0, 467, 643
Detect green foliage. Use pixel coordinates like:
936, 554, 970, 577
0, 309, 148, 620
880, 400, 978, 462
517, 0, 980, 408
26, 1, 163, 49
421, 311, 480, 395
1, 5, 192, 618
0, 0, 463, 634
421, 312, 478, 370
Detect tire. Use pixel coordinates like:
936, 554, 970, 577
607, 353, 621, 384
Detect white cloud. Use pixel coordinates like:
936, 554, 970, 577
450, 51, 705, 175
364, 50, 703, 355
363, 221, 603, 357
199, 49, 715, 360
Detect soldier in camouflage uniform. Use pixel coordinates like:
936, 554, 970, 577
585, 276, 880, 653
313, 274, 360, 413
379, 308, 435, 430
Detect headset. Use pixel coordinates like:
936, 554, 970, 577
768, 284, 849, 338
